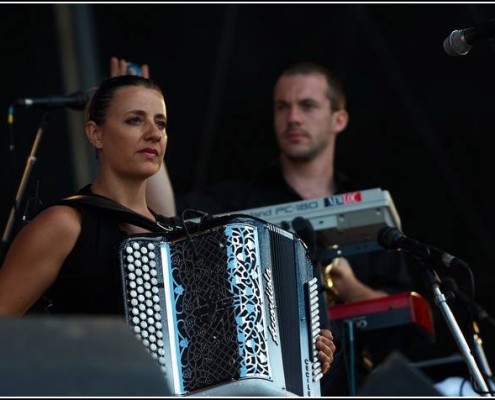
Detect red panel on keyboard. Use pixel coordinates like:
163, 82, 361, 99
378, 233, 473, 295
327, 291, 434, 336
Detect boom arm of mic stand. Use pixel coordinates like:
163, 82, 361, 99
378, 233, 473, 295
1, 111, 47, 261
423, 267, 493, 396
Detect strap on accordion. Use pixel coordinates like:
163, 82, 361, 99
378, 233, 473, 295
58, 194, 176, 233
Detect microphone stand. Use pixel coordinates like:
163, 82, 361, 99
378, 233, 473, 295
422, 265, 492, 396
292, 217, 363, 395
0, 110, 47, 264
472, 321, 495, 393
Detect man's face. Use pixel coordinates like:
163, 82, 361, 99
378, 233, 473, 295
273, 73, 335, 162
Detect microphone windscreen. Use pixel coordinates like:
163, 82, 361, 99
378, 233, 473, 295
291, 217, 316, 251
70, 91, 90, 111
377, 226, 403, 250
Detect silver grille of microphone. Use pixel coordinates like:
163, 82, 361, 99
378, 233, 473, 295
443, 30, 473, 57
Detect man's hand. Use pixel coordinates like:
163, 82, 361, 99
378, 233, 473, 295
316, 328, 336, 374
110, 56, 150, 78
330, 257, 388, 303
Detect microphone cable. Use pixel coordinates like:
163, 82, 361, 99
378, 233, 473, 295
179, 208, 214, 263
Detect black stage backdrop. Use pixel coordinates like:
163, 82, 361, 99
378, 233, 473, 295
1, 2, 494, 379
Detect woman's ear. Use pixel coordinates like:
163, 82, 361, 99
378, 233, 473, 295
86, 121, 102, 149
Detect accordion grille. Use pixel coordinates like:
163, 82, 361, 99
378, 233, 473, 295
120, 224, 273, 395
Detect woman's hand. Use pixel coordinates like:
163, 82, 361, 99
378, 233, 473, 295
316, 328, 336, 374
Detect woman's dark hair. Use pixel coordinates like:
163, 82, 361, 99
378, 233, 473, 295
86, 75, 164, 125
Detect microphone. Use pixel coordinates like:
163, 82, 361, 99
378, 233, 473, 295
292, 216, 316, 254
377, 226, 469, 269
442, 277, 495, 328
15, 90, 89, 110
443, 17, 495, 56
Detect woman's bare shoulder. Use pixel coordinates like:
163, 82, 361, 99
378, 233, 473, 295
21, 205, 83, 239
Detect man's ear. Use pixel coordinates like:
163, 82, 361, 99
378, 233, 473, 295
332, 109, 349, 135
86, 121, 102, 149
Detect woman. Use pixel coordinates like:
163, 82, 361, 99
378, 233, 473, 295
0, 73, 335, 374
0, 75, 169, 315
112, 59, 336, 374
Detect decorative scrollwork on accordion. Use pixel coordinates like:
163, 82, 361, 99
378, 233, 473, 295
118, 216, 322, 397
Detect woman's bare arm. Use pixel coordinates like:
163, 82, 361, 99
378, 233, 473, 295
0, 206, 81, 316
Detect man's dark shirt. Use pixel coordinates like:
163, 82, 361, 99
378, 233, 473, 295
178, 158, 412, 297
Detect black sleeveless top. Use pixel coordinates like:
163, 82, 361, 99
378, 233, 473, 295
29, 185, 171, 315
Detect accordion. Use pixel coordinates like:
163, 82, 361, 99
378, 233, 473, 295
117, 215, 323, 396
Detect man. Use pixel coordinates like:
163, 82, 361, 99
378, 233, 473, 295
114, 58, 413, 395
174, 62, 412, 303
183, 62, 416, 394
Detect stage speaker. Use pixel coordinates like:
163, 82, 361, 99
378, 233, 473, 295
358, 351, 443, 396
0, 315, 171, 396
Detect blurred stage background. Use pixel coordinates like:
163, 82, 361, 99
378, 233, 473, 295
0, 2, 494, 392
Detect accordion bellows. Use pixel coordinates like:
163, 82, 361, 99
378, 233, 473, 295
118, 215, 322, 396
